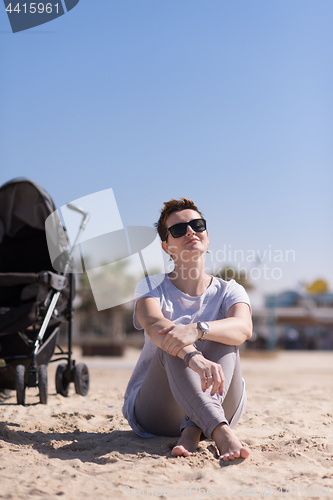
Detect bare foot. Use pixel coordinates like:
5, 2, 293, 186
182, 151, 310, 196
171, 427, 202, 457
212, 423, 250, 462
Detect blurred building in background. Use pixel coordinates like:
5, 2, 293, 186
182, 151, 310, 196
247, 287, 333, 351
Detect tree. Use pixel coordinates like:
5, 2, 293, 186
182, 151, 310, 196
75, 260, 137, 344
212, 266, 254, 290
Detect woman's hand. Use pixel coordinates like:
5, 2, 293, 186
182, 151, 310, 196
188, 354, 225, 396
157, 324, 198, 356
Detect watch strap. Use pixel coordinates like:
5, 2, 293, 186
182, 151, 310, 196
197, 321, 209, 341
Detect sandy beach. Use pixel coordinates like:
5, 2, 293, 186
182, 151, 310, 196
0, 349, 332, 500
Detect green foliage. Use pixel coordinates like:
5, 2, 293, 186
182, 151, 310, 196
213, 266, 254, 290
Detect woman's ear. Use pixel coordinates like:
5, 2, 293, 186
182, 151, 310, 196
162, 240, 169, 255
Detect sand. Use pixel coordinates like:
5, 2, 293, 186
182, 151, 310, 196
0, 349, 332, 500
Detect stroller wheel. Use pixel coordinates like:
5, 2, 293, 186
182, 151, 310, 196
55, 363, 69, 397
74, 363, 89, 396
38, 365, 48, 405
16, 365, 26, 406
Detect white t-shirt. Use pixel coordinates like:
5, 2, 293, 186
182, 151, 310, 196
122, 273, 251, 437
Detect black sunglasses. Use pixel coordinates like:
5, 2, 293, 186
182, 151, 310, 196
166, 218, 207, 239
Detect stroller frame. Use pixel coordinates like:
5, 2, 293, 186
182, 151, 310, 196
0, 178, 90, 405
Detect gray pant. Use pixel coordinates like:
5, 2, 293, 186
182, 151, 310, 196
134, 341, 246, 439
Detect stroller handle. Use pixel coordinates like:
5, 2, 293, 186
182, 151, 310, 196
63, 203, 90, 274
66, 203, 90, 230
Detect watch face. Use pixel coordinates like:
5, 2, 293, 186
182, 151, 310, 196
200, 322, 209, 331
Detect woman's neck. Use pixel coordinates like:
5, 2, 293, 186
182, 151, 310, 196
168, 259, 212, 296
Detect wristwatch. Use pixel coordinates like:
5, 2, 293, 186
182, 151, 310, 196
197, 321, 209, 341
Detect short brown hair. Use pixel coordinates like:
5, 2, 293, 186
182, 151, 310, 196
155, 198, 204, 241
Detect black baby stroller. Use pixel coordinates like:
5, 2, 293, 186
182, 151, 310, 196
0, 178, 90, 405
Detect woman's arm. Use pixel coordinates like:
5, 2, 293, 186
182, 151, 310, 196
135, 296, 225, 396
135, 295, 176, 348
208, 302, 253, 344
156, 303, 252, 356
136, 295, 207, 366
135, 296, 197, 356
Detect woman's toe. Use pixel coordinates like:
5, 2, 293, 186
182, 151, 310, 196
171, 445, 192, 457
240, 447, 251, 459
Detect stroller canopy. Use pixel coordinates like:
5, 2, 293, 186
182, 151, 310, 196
0, 178, 55, 240
0, 178, 67, 274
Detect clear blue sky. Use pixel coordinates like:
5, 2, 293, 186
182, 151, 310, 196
1, 0, 332, 299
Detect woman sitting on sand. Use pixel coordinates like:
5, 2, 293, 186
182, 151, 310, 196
122, 198, 251, 461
